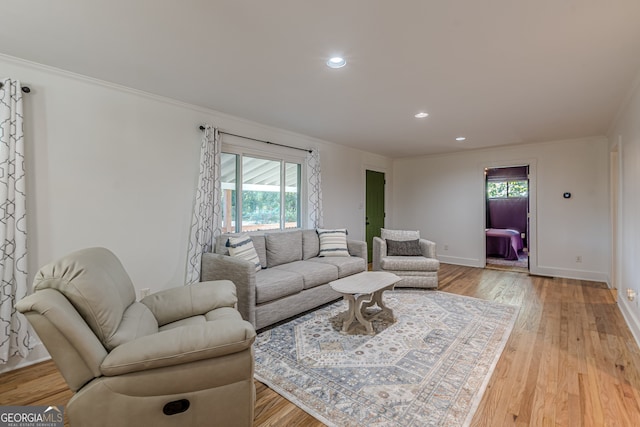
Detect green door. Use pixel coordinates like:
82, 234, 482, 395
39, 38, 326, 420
366, 170, 385, 262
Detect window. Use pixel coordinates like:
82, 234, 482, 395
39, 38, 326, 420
221, 153, 301, 232
487, 180, 528, 198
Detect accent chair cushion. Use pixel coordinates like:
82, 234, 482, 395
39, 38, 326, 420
227, 234, 262, 272
317, 228, 349, 257
386, 239, 423, 256
381, 228, 420, 241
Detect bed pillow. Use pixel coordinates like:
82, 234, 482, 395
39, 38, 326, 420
317, 228, 349, 257
386, 239, 423, 256
226, 235, 262, 272
380, 228, 420, 241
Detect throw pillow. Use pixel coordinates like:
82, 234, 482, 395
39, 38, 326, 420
386, 239, 423, 256
381, 228, 420, 241
317, 228, 349, 257
226, 235, 262, 272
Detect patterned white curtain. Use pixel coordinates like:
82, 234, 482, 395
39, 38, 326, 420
306, 148, 323, 228
185, 125, 222, 284
0, 78, 32, 363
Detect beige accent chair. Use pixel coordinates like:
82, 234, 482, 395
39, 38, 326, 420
372, 229, 440, 288
16, 247, 256, 427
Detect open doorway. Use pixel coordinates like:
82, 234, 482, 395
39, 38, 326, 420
485, 166, 530, 273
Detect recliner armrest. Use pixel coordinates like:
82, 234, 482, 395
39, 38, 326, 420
101, 318, 256, 376
141, 280, 238, 327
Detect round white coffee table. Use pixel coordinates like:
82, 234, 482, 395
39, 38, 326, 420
329, 271, 401, 335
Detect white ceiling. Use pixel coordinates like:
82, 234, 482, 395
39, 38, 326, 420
2, 0, 640, 158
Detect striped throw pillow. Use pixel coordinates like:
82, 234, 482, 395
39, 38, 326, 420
227, 235, 262, 272
317, 228, 349, 257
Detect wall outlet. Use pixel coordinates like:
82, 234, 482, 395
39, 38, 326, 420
444, 245, 449, 251
576, 256, 582, 263
139, 288, 151, 300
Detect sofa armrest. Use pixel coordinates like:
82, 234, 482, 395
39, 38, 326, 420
347, 239, 367, 261
201, 253, 257, 327
419, 239, 437, 259
141, 280, 238, 327
101, 318, 256, 376
372, 237, 386, 271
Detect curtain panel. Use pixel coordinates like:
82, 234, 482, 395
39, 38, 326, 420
306, 148, 323, 229
0, 78, 32, 363
185, 125, 222, 284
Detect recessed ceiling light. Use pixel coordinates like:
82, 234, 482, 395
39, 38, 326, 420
326, 57, 346, 68
414, 112, 429, 118
456, 137, 467, 141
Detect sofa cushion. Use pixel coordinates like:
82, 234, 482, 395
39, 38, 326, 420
227, 234, 262, 272
302, 229, 320, 259
386, 239, 423, 256
252, 235, 268, 267
273, 261, 339, 290
308, 256, 366, 278
381, 228, 420, 241
380, 256, 440, 271
317, 228, 349, 257
255, 268, 304, 304
265, 230, 303, 267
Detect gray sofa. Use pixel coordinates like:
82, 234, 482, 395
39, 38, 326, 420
201, 229, 367, 330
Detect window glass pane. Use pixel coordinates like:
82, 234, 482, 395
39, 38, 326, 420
487, 182, 507, 198
285, 162, 300, 229
221, 153, 237, 232
508, 180, 528, 197
242, 156, 281, 232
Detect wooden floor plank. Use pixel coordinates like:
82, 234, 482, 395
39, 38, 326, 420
2, 263, 640, 426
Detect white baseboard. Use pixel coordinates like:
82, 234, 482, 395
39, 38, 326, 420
437, 255, 483, 268
0, 342, 51, 374
530, 265, 608, 283
618, 296, 640, 349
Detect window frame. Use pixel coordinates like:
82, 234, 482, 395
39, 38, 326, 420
221, 142, 307, 233
487, 180, 529, 199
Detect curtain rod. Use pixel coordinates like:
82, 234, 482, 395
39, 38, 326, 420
0, 82, 31, 93
198, 125, 312, 153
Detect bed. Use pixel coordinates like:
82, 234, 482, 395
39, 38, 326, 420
486, 228, 523, 260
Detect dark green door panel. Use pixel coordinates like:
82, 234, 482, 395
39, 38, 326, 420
366, 170, 385, 262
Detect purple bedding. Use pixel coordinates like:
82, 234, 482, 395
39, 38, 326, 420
486, 228, 523, 260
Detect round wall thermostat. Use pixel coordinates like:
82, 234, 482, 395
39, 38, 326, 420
563, 192, 571, 199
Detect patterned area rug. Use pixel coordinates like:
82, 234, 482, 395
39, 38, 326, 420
254, 290, 519, 426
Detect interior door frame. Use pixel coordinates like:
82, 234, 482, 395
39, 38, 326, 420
480, 159, 538, 274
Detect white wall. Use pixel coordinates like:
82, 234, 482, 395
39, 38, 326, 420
390, 137, 610, 282
608, 73, 640, 345
0, 54, 391, 371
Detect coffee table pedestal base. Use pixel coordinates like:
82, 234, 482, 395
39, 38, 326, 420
339, 283, 395, 335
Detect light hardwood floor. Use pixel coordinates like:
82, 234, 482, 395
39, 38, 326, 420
2, 264, 640, 426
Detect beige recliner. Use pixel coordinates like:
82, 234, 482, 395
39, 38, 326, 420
372, 229, 440, 288
16, 247, 256, 427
